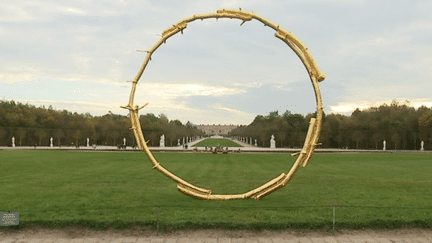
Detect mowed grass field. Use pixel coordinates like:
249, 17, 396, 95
1, 150, 431, 231
193, 138, 243, 147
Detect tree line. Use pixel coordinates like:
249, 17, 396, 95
1, 100, 432, 150
231, 100, 432, 150
0, 100, 203, 147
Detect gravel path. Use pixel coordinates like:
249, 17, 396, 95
1, 225, 431, 242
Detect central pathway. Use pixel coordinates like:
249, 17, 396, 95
185, 136, 256, 148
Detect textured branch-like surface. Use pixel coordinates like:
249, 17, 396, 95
122, 9, 325, 200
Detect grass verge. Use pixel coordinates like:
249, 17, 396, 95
193, 138, 243, 147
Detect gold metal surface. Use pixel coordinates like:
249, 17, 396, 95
122, 9, 325, 200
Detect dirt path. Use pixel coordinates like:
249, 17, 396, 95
1, 224, 431, 240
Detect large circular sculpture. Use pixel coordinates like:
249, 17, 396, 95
122, 9, 326, 200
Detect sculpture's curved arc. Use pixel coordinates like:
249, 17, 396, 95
122, 9, 325, 200
128, 9, 325, 108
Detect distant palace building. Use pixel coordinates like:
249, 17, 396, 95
196, 124, 240, 136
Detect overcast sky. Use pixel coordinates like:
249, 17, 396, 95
1, 0, 431, 125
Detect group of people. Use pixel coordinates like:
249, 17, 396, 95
192, 145, 232, 154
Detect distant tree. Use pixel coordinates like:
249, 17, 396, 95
0, 127, 6, 146
274, 118, 288, 147
109, 130, 120, 146
35, 129, 47, 146
16, 128, 27, 146
418, 110, 432, 127
418, 109, 432, 149
285, 113, 307, 148
54, 129, 64, 146
72, 130, 82, 146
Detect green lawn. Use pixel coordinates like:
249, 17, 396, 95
193, 138, 243, 147
1, 150, 431, 231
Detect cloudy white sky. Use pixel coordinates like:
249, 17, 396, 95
1, 0, 431, 125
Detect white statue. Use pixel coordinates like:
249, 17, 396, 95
123, 137, 126, 146
383, 140, 386, 151
177, 139, 180, 146
182, 137, 185, 145
160, 134, 165, 147
421, 141, 424, 151
12, 136, 15, 147
186, 136, 188, 144
87, 138, 90, 147
254, 139, 257, 147
270, 134, 276, 148
250, 137, 252, 145
50, 137, 53, 147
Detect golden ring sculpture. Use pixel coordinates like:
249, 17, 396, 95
121, 9, 326, 200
